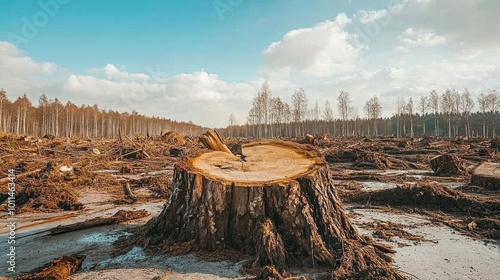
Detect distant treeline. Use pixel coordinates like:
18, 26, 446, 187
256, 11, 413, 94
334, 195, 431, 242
0, 90, 205, 137
223, 82, 500, 138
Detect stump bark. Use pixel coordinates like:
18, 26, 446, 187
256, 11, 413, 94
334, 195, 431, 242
144, 140, 402, 278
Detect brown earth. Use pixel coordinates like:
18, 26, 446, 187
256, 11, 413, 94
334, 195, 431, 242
1, 132, 500, 279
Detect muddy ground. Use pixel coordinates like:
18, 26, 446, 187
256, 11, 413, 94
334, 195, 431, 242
1, 133, 499, 279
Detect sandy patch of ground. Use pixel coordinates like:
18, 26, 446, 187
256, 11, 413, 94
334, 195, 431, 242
348, 206, 500, 280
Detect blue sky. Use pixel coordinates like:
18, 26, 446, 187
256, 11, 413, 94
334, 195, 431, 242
1, 0, 379, 81
0, 0, 499, 127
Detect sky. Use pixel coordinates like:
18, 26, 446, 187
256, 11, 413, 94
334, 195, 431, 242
0, 0, 499, 127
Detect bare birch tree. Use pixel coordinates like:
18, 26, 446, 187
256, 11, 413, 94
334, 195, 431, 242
364, 96, 382, 136
428, 90, 440, 137
337, 91, 351, 136
478, 93, 488, 137
418, 96, 427, 135
460, 89, 474, 138
292, 88, 308, 136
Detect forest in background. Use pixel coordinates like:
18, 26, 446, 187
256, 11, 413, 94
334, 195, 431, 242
224, 82, 500, 139
0, 89, 205, 137
2, 84, 500, 139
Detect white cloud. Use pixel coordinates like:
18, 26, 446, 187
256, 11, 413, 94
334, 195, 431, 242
357, 9, 388, 24
89, 64, 150, 83
0, 41, 56, 78
61, 70, 263, 127
395, 0, 500, 49
396, 27, 446, 52
262, 13, 363, 78
400, 28, 446, 46
0, 41, 263, 127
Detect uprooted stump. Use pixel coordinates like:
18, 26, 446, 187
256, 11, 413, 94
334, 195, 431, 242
430, 154, 467, 176
143, 140, 403, 279
18, 254, 85, 280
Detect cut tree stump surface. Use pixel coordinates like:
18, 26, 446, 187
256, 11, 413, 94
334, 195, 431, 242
190, 141, 321, 186
471, 162, 500, 190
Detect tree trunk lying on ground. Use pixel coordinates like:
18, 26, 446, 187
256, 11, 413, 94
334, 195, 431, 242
143, 140, 403, 279
50, 209, 148, 235
18, 254, 86, 280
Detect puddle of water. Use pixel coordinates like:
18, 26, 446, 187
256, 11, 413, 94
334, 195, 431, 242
78, 231, 131, 244
96, 247, 147, 269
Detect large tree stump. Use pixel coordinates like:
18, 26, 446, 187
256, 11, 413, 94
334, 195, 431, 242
471, 162, 500, 190
144, 141, 401, 278
430, 154, 467, 176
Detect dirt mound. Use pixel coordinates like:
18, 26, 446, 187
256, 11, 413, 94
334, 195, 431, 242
14, 184, 83, 213
342, 183, 500, 240
343, 183, 499, 215
162, 130, 186, 145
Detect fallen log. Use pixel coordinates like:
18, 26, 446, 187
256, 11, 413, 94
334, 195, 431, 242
0, 168, 42, 185
50, 209, 148, 235
18, 254, 85, 280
